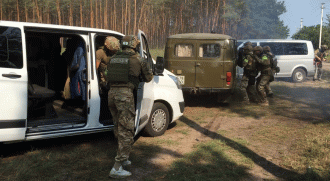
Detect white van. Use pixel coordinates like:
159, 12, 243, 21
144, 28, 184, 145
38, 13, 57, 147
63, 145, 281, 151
0, 21, 184, 143
237, 39, 315, 83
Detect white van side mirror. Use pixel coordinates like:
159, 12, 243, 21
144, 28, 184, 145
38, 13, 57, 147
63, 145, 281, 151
155, 56, 165, 75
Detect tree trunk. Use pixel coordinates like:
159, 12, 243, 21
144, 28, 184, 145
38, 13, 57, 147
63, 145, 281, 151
16, 0, 19, 21
25, 2, 28, 22
56, 0, 62, 25
80, 0, 83, 27
133, 0, 137, 34
104, 0, 108, 29
69, 1, 73, 26
90, 0, 94, 28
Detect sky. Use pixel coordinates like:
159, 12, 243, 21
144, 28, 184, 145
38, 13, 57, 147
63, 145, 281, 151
280, 0, 330, 38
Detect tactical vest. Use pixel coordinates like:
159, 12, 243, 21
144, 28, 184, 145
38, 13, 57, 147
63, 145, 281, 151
107, 55, 130, 84
106, 53, 140, 88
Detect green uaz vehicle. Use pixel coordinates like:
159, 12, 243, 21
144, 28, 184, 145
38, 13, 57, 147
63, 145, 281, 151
164, 33, 237, 101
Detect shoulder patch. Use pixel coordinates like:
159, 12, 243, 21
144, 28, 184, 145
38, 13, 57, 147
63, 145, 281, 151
262, 56, 268, 60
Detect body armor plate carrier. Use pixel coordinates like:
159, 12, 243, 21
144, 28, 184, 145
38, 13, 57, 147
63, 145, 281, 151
107, 57, 130, 84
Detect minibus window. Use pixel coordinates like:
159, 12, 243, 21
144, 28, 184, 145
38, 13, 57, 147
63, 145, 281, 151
0, 27, 22, 68
260, 42, 284, 56
175, 44, 193, 57
198, 43, 221, 58
283, 43, 308, 55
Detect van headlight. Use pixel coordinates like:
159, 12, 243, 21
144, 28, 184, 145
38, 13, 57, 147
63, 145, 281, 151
168, 75, 182, 89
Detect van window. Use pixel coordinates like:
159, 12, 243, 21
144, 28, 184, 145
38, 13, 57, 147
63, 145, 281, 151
175, 44, 193, 57
199, 44, 221, 58
0, 27, 22, 68
260, 42, 284, 55
283, 43, 308, 55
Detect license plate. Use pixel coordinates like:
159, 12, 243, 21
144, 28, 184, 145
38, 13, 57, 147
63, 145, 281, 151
177, 76, 185, 85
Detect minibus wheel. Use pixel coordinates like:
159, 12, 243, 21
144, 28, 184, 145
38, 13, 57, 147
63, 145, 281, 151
292, 68, 306, 83
143, 102, 170, 137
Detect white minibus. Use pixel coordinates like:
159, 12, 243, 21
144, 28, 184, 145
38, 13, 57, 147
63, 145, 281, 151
0, 21, 184, 143
237, 39, 315, 83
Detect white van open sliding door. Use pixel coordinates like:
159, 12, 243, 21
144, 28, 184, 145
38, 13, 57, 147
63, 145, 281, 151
0, 25, 27, 142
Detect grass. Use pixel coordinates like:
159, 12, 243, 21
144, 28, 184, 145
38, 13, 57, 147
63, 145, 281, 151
150, 49, 165, 60
164, 140, 252, 181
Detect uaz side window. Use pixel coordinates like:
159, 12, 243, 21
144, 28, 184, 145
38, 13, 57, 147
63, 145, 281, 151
175, 44, 193, 57
199, 44, 221, 58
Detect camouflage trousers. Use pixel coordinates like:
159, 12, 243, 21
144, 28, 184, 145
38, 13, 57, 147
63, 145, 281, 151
240, 74, 257, 102
108, 87, 136, 162
314, 63, 323, 80
256, 75, 271, 103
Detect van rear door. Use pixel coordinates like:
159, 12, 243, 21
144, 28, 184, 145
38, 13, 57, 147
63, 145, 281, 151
196, 40, 225, 88
0, 25, 27, 142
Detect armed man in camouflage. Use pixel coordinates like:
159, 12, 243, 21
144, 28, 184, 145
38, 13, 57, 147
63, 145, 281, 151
314, 45, 328, 81
240, 42, 258, 104
263, 46, 279, 97
96, 36, 120, 90
108, 35, 153, 179
253, 46, 272, 106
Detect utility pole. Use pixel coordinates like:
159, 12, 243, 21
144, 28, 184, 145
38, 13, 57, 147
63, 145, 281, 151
300, 18, 303, 29
319, 3, 325, 49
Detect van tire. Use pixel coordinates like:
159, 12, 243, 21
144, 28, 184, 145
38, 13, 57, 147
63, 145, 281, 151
143, 102, 170, 137
292, 68, 306, 83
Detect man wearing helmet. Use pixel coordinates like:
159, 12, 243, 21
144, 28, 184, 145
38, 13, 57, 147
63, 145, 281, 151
240, 42, 258, 104
263, 46, 278, 97
96, 36, 120, 89
253, 46, 271, 106
96, 36, 120, 121
107, 35, 153, 178
314, 45, 328, 81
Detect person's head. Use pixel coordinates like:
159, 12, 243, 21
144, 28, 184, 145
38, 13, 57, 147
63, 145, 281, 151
263, 46, 271, 53
321, 45, 328, 51
243, 45, 253, 54
104, 36, 120, 53
244, 41, 252, 46
253, 46, 263, 56
121, 35, 140, 51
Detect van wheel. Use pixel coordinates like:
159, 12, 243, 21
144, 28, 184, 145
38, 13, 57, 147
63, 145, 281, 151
143, 102, 169, 137
292, 68, 306, 83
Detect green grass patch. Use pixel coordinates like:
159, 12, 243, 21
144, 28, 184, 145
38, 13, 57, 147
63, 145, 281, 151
175, 129, 190, 135
283, 124, 330, 178
164, 140, 252, 181
150, 49, 165, 60
151, 138, 179, 146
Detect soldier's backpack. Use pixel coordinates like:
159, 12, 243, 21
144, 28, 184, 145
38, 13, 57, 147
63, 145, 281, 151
106, 54, 130, 84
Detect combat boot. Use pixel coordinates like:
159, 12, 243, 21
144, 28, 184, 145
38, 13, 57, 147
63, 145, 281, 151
109, 166, 132, 178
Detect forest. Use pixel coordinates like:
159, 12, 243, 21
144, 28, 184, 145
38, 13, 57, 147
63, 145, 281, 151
0, 0, 289, 48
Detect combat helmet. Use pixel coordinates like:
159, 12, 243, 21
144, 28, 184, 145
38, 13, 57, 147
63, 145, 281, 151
243, 45, 253, 54
122, 35, 140, 49
321, 45, 328, 51
244, 41, 252, 46
253, 46, 263, 55
263, 46, 271, 53
104, 36, 120, 51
